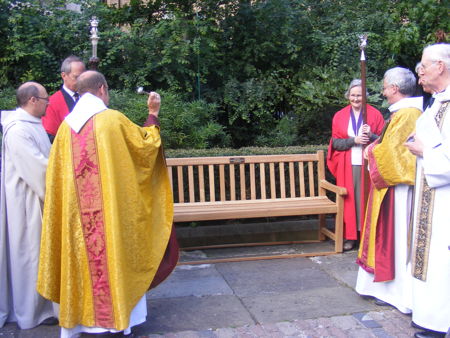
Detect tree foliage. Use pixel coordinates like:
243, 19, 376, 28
0, 0, 448, 148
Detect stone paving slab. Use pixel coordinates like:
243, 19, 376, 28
149, 264, 233, 299
215, 259, 337, 297
135, 295, 255, 335
240, 286, 376, 323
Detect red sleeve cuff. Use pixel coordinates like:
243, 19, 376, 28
144, 114, 160, 127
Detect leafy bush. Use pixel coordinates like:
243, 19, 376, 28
109, 89, 230, 149
0, 88, 16, 111
0, 0, 448, 149
254, 114, 298, 147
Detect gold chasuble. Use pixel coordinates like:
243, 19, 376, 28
357, 107, 421, 280
37, 109, 174, 330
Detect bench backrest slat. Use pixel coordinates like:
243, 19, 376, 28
289, 162, 295, 197
250, 163, 256, 199
230, 164, 236, 201
269, 162, 276, 198
318, 150, 326, 196
208, 165, 215, 202
298, 161, 306, 197
167, 150, 326, 204
219, 164, 226, 201
308, 161, 315, 196
260, 164, 266, 199
279, 162, 286, 198
188, 165, 195, 202
177, 166, 184, 202
168, 166, 173, 191
240, 164, 246, 200
198, 166, 205, 202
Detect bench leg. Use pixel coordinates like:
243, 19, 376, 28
318, 214, 326, 241
334, 200, 344, 253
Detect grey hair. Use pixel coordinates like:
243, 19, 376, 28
16, 82, 40, 107
423, 43, 450, 71
60, 55, 84, 74
344, 79, 369, 99
384, 67, 417, 97
415, 62, 422, 74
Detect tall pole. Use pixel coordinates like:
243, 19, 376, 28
359, 34, 369, 230
195, 10, 201, 100
359, 34, 367, 124
89, 17, 100, 70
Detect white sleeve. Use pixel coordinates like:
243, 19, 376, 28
422, 138, 450, 188
4, 126, 48, 200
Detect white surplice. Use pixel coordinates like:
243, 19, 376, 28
355, 97, 423, 314
0, 108, 54, 329
411, 85, 450, 332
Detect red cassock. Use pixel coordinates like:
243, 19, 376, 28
326, 104, 385, 240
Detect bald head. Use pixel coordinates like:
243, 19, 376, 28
76, 71, 107, 96
16, 82, 43, 107
16, 81, 49, 118
77, 70, 109, 105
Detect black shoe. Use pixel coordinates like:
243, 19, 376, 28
343, 240, 356, 251
414, 330, 446, 338
374, 298, 391, 306
40, 317, 59, 326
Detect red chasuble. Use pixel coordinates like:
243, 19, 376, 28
327, 104, 384, 240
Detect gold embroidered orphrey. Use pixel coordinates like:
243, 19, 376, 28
412, 101, 449, 281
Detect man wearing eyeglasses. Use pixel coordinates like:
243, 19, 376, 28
42, 55, 85, 143
356, 66, 422, 312
405, 43, 450, 338
0, 82, 57, 329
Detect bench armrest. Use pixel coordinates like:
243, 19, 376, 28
319, 179, 347, 196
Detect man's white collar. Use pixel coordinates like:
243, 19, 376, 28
389, 96, 423, 113
63, 84, 76, 97
434, 84, 450, 103
65, 93, 107, 133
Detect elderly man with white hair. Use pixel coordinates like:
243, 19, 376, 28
356, 67, 422, 313
405, 43, 450, 338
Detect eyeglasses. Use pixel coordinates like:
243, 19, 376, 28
419, 61, 439, 71
34, 96, 49, 102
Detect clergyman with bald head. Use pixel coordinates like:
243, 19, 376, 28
0, 81, 57, 329
37, 70, 179, 336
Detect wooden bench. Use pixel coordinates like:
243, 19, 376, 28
166, 150, 347, 262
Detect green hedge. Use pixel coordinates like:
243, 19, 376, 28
165, 144, 327, 157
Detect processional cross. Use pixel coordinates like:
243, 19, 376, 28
89, 17, 100, 70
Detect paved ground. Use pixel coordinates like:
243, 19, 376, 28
0, 243, 425, 337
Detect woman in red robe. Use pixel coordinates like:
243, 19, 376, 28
327, 79, 385, 251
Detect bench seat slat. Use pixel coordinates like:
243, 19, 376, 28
173, 197, 337, 222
